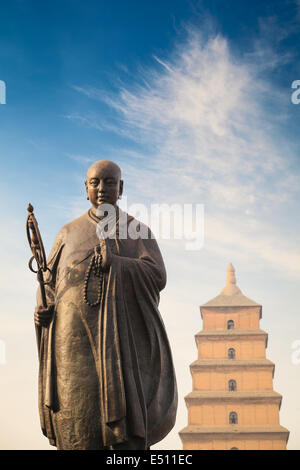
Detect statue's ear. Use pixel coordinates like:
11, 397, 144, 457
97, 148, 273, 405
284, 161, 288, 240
85, 180, 89, 199
119, 180, 124, 197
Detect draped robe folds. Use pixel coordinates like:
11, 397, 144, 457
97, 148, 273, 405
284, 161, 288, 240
35, 209, 178, 450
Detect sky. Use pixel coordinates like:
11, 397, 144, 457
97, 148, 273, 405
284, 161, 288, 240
0, 0, 300, 450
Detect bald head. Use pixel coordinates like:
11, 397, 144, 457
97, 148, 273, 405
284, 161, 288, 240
85, 160, 123, 210
87, 160, 121, 180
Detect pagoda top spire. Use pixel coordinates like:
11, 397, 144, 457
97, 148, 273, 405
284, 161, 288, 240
220, 263, 242, 296
201, 263, 261, 308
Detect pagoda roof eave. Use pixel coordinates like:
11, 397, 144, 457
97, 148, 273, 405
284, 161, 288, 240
179, 425, 290, 441
200, 294, 261, 308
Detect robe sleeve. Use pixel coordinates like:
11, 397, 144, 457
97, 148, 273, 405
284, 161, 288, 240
34, 227, 66, 444
35, 227, 66, 309
101, 228, 177, 447
112, 228, 167, 293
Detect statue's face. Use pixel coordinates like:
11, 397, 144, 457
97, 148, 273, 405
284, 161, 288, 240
85, 163, 123, 209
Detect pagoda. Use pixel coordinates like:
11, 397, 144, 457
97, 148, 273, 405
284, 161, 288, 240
179, 264, 289, 450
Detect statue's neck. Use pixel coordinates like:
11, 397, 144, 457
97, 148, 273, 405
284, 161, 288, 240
90, 204, 119, 220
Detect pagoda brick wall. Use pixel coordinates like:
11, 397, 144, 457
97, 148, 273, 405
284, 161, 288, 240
179, 302, 289, 450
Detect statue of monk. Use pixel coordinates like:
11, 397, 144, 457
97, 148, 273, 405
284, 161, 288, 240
34, 160, 178, 450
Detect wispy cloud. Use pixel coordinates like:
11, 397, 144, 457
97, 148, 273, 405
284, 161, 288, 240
70, 28, 300, 277
66, 153, 97, 164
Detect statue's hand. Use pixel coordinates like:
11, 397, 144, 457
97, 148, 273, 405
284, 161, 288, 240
34, 304, 54, 327
98, 238, 112, 271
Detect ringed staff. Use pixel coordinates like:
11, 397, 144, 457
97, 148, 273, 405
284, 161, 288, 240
26, 203, 52, 347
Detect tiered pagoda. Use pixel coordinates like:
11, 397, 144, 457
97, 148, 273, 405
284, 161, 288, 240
179, 264, 289, 450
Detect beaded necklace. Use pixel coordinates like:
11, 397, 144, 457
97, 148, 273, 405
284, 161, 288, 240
84, 208, 120, 307
83, 244, 104, 307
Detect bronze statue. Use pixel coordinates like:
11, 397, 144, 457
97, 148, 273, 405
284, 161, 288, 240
29, 160, 178, 450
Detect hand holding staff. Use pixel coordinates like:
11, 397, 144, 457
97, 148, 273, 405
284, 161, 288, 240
26, 203, 53, 327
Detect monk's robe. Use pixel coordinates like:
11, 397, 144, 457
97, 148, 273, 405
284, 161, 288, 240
35, 208, 178, 450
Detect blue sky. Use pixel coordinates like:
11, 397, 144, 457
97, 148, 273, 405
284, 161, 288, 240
1, 1, 299, 195
0, 0, 300, 450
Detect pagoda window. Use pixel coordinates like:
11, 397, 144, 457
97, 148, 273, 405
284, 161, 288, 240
229, 412, 238, 424
228, 379, 237, 391
228, 348, 236, 359
227, 320, 234, 330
